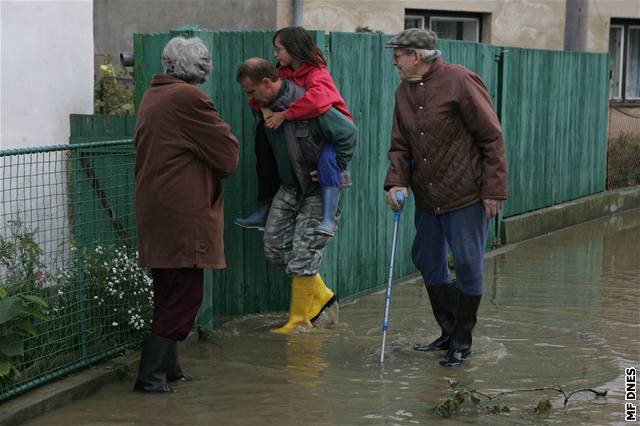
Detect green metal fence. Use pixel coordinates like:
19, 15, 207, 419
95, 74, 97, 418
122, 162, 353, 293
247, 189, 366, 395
0, 141, 143, 401
500, 48, 609, 217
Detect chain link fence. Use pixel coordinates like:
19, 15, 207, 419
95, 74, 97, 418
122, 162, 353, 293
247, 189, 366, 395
607, 105, 640, 189
0, 140, 149, 401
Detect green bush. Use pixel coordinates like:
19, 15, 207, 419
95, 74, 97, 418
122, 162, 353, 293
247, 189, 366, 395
0, 218, 152, 387
0, 287, 47, 382
94, 58, 134, 114
0, 218, 45, 293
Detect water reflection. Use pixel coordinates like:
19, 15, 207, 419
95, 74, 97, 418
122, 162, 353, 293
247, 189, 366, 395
22, 208, 640, 426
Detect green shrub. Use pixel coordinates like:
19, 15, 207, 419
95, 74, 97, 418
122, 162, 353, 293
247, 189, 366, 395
0, 287, 47, 382
94, 58, 134, 114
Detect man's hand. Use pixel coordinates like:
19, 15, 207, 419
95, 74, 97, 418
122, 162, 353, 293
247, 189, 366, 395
265, 111, 286, 129
482, 198, 504, 218
309, 170, 318, 182
386, 186, 408, 211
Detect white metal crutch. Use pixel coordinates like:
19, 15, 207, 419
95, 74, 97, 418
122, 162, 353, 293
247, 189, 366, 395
380, 191, 405, 364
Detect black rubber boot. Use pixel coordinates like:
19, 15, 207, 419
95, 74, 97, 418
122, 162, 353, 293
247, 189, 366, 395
440, 293, 482, 367
234, 202, 271, 230
414, 283, 459, 352
166, 341, 192, 382
316, 187, 340, 236
133, 334, 174, 393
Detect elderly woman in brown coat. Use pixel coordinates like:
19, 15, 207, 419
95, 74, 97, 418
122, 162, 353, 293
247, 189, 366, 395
133, 36, 239, 393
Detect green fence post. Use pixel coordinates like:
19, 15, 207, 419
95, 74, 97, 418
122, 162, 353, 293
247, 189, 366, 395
77, 251, 87, 359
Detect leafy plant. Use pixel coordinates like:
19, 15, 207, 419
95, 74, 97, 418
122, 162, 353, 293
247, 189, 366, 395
433, 379, 606, 418
82, 244, 153, 333
94, 57, 134, 114
0, 218, 45, 292
0, 287, 47, 381
434, 379, 487, 418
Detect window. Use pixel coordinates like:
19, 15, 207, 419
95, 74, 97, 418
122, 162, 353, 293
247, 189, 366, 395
405, 9, 482, 43
609, 19, 640, 102
405, 15, 425, 30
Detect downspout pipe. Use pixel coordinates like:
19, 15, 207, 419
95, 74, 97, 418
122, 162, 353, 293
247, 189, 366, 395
293, 0, 302, 26
564, 0, 589, 51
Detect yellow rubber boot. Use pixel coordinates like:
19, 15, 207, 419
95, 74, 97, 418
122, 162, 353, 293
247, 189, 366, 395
272, 276, 315, 334
308, 274, 336, 323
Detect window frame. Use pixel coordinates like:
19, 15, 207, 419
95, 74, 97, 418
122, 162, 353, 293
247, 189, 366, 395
609, 24, 624, 100
626, 25, 640, 101
610, 19, 640, 105
404, 15, 425, 30
429, 16, 480, 43
405, 9, 483, 43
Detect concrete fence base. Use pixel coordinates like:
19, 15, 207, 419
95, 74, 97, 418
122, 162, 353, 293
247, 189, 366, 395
502, 186, 640, 244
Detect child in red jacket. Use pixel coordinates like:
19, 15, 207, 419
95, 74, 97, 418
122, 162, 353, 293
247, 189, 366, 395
234, 26, 353, 237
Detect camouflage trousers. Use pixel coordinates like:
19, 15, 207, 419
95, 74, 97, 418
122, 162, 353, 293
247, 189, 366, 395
264, 185, 339, 276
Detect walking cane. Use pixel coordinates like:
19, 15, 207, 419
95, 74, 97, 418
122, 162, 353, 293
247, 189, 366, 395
380, 191, 405, 364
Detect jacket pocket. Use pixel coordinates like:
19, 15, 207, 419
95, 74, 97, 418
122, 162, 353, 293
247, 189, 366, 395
295, 122, 322, 163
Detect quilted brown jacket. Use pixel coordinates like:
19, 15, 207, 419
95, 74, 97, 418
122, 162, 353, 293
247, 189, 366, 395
384, 59, 508, 214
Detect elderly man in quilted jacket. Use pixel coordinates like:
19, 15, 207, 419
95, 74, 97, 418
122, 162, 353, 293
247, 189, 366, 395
383, 28, 508, 367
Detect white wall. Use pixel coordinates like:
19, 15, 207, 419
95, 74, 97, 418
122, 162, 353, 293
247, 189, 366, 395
0, 0, 94, 150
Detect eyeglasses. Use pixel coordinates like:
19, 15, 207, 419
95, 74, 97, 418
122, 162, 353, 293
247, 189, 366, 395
393, 51, 414, 61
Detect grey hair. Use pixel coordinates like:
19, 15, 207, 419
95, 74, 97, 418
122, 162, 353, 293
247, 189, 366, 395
401, 48, 442, 64
162, 37, 212, 84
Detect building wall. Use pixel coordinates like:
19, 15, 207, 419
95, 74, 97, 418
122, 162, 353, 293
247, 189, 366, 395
291, 0, 640, 53
94, 0, 277, 63
0, 0, 94, 149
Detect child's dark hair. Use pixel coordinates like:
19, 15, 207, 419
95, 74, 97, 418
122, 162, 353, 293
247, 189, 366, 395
273, 26, 327, 68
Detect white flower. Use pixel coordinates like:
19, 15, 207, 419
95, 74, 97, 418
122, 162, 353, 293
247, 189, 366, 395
112, 322, 118, 326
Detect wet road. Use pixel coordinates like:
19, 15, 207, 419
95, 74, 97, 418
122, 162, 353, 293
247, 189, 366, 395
24, 208, 640, 425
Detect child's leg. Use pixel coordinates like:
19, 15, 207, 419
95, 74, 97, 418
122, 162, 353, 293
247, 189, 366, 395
316, 144, 341, 236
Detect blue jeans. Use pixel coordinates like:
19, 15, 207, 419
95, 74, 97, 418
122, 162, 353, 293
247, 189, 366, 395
411, 202, 488, 295
316, 144, 340, 187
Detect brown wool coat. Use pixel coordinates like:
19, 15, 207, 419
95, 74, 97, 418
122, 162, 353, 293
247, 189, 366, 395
384, 59, 508, 214
134, 75, 239, 269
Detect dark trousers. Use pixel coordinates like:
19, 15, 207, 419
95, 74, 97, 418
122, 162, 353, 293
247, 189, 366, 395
255, 122, 281, 203
151, 268, 204, 341
411, 202, 488, 295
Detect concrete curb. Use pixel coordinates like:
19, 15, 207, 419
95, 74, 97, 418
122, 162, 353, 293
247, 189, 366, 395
502, 186, 640, 244
0, 332, 199, 426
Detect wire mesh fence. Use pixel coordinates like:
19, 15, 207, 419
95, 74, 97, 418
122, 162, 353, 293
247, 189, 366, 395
607, 105, 640, 189
0, 140, 149, 401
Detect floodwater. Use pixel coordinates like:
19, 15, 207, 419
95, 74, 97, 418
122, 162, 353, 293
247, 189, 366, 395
24, 209, 640, 426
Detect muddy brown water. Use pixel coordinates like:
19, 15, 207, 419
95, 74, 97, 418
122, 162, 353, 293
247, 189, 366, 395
23, 209, 640, 425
